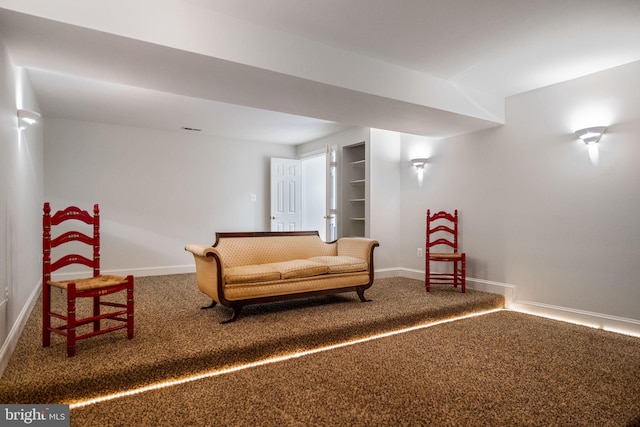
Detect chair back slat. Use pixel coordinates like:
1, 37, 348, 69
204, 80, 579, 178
50, 205, 95, 226
429, 225, 455, 235
43, 203, 101, 281
426, 209, 459, 254
428, 210, 456, 222
429, 238, 456, 249
50, 254, 94, 272
50, 231, 94, 247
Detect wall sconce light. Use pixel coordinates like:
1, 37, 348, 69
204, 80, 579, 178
17, 109, 41, 130
411, 158, 428, 186
574, 126, 607, 145
411, 158, 428, 170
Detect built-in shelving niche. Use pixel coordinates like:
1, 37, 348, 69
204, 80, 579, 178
341, 142, 366, 237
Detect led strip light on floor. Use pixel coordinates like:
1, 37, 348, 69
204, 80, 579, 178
509, 307, 640, 338
69, 307, 503, 409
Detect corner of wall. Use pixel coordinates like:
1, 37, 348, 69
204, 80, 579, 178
379, 268, 640, 338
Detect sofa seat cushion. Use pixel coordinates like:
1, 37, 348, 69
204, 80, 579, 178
225, 259, 328, 284
225, 264, 281, 284
308, 256, 368, 273
270, 259, 328, 279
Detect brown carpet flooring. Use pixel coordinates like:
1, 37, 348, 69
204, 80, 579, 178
2, 275, 640, 426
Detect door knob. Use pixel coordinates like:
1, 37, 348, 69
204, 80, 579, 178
270, 216, 277, 220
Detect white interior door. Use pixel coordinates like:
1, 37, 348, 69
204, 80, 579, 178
326, 144, 338, 241
270, 158, 301, 231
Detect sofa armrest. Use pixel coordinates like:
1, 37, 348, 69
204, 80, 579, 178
336, 238, 379, 266
185, 244, 222, 303
185, 243, 218, 258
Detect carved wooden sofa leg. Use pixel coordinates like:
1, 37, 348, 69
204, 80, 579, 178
201, 300, 217, 309
357, 288, 372, 302
221, 306, 242, 324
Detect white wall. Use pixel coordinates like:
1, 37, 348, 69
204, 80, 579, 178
301, 154, 326, 240
296, 126, 367, 156
369, 129, 402, 270
44, 118, 295, 276
401, 60, 640, 322
0, 37, 44, 372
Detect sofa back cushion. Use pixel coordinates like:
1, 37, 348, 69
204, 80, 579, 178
307, 255, 368, 273
215, 234, 337, 267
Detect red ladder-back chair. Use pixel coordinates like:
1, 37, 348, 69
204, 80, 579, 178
42, 203, 134, 357
425, 209, 466, 293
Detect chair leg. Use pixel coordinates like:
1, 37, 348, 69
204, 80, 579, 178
67, 283, 77, 357
42, 283, 51, 348
453, 260, 459, 288
126, 275, 134, 339
425, 259, 431, 293
93, 295, 101, 332
461, 254, 466, 293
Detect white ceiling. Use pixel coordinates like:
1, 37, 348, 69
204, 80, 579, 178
1, 0, 640, 144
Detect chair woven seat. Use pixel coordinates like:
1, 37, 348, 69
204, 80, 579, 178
48, 274, 130, 291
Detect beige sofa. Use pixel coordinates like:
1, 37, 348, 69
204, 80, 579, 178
185, 231, 379, 323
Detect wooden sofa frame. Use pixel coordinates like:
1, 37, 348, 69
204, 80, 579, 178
187, 231, 379, 323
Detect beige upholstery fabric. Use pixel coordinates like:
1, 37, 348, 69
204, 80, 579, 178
225, 259, 328, 284
308, 256, 368, 273
225, 264, 281, 284
185, 244, 222, 302
215, 235, 336, 267
224, 272, 371, 300
270, 259, 328, 279
186, 234, 378, 304
184, 243, 218, 258
337, 237, 377, 260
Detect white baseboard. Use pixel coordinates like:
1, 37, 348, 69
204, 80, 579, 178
52, 265, 196, 281
466, 277, 516, 306
509, 300, 640, 338
373, 268, 404, 279
384, 268, 515, 305
390, 267, 422, 281
0, 279, 41, 377
383, 267, 639, 337
104, 265, 196, 278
